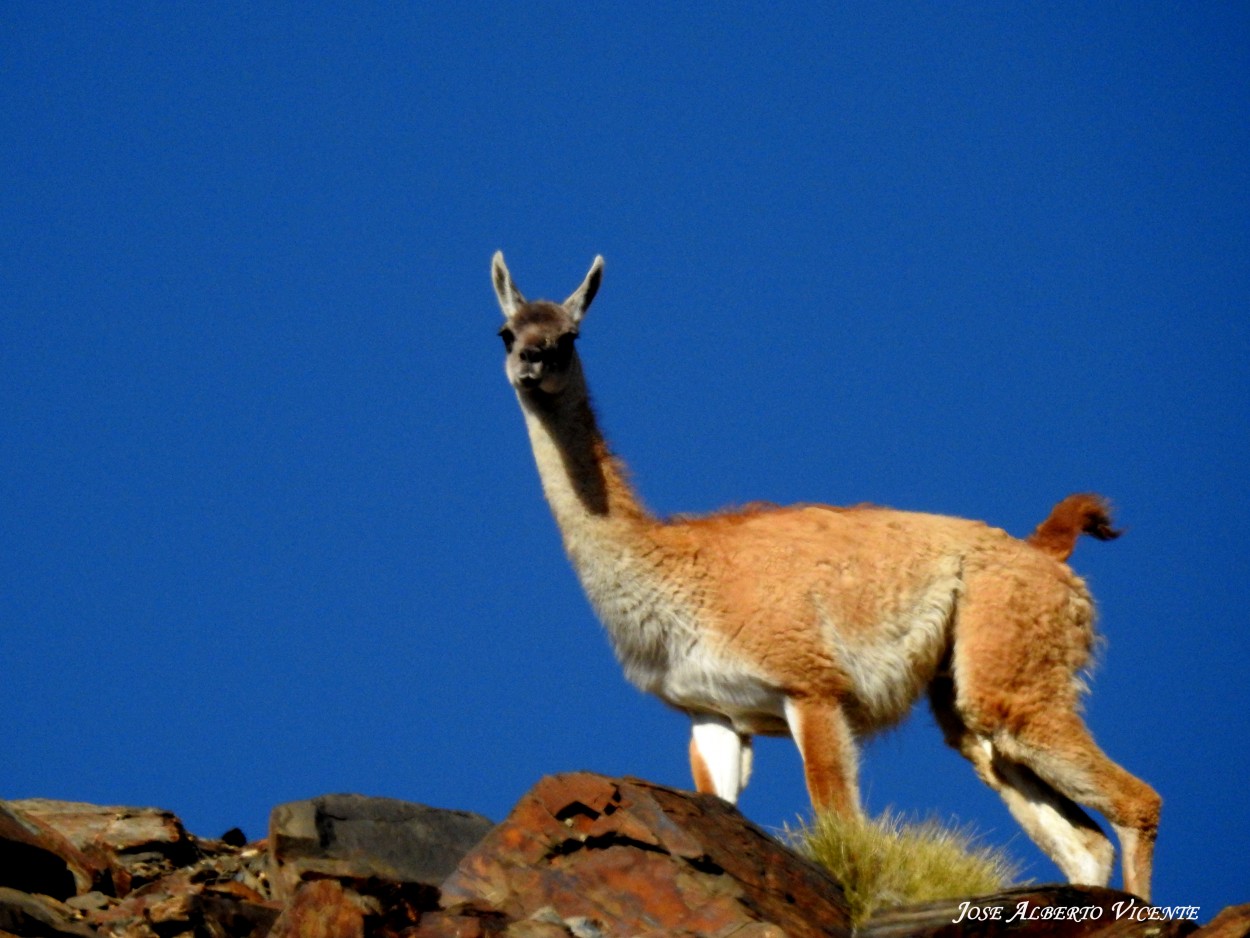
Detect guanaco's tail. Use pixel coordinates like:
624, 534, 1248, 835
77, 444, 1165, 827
1028, 493, 1122, 562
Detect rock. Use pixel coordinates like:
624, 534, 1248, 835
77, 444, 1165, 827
268, 793, 494, 902
7, 800, 200, 895
3, 782, 1246, 938
267, 879, 367, 938
62, 894, 110, 914
0, 803, 104, 900
88, 843, 278, 938
0, 886, 96, 938
89, 870, 279, 938
266, 876, 462, 938
440, 772, 852, 938
412, 901, 625, 938
1192, 905, 1250, 938
405, 902, 513, 937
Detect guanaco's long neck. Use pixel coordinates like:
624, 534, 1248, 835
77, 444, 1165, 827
516, 363, 653, 541
516, 359, 689, 693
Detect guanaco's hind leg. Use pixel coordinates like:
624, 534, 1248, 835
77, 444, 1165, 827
929, 678, 1115, 887
950, 569, 1161, 901
784, 697, 862, 816
991, 711, 1160, 901
941, 665, 1160, 898
689, 713, 753, 803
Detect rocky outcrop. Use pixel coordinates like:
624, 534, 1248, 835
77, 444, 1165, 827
2, 799, 203, 900
436, 772, 852, 938
0, 775, 1243, 938
1, 798, 275, 938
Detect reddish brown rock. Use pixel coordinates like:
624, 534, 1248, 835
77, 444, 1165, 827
1192, 905, 1250, 938
406, 903, 514, 937
7, 799, 200, 895
90, 875, 279, 938
0, 886, 97, 938
0, 802, 106, 900
9, 800, 194, 856
440, 772, 852, 938
267, 879, 367, 938
87, 842, 278, 938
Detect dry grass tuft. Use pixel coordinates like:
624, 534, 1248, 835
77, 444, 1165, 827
788, 809, 1024, 926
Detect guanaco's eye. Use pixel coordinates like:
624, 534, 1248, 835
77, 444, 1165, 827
498, 327, 515, 352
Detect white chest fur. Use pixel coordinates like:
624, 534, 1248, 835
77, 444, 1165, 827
568, 541, 785, 730
519, 398, 785, 731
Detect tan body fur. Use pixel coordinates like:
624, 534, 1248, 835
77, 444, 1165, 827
491, 252, 1160, 900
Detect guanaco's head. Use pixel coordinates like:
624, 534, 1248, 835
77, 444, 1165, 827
492, 251, 603, 396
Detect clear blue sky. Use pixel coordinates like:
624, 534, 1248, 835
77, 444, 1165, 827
4, 2, 1247, 917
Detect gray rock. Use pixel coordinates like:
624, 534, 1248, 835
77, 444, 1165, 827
268, 793, 494, 900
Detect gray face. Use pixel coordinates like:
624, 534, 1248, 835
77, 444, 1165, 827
499, 302, 580, 395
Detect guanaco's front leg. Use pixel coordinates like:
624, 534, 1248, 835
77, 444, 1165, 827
784, 697, 861, 816
689, 713, 753, 803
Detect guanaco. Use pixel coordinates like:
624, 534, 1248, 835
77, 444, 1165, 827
491, 252, 1159, 900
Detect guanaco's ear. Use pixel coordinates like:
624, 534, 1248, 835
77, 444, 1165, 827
563, 255, 604, 324
492, 251, 526, 319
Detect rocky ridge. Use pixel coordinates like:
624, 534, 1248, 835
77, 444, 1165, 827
1, 773, 1244, 938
